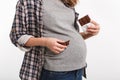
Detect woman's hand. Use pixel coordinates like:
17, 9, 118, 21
86, 20, 100, 36
80, 20, 100, 39
45, 38, 67, 54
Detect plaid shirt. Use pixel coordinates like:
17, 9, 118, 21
10, 0, 44, 80
9, 0, 85, 80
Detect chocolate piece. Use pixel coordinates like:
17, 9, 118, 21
78, 15, 91, 26
57, 40, 70, 46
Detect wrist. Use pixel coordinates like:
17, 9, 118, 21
39, 37, 48, 47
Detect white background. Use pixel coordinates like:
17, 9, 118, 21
0, 0, 120, 80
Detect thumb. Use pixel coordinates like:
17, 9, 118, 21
57, 39, 65, 43
57, 39, 65, 45
57, 40, 70, 46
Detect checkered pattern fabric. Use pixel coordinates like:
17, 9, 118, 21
10, 0, 44, 80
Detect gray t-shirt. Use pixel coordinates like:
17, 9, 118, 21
42, 0, 87, 71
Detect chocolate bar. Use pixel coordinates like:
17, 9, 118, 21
57, 40, 70, 46
78, 15, 91, 26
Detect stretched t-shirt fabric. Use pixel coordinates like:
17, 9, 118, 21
42, 0, 87, 71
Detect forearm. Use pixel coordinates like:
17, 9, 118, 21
25, 37, 47, 47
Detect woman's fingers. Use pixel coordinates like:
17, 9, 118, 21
53, 42, 67, 54
57, 42, 67, 48
45, 38, 68, 54
54, 46, 65, 54
90, 20, 99, 26
87, 27, 99, 35
87, 26, 100, 30
87, 29, 99, 33
86, 20, 100, 36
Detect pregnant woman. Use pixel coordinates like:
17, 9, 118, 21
10, 0, 100, 80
